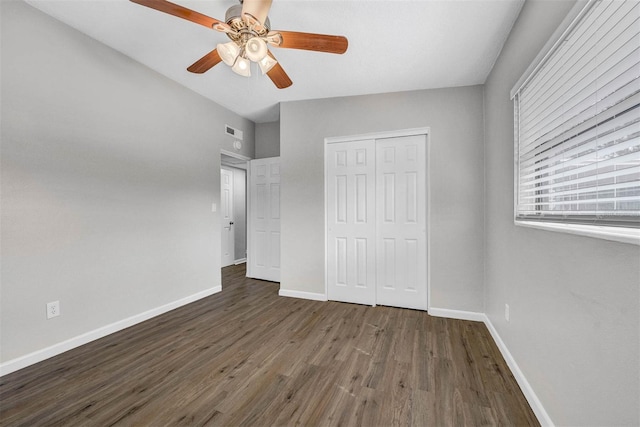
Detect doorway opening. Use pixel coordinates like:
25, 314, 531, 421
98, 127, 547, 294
221, 151, 249, 267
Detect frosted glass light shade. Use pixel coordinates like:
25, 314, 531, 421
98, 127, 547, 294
258, 55, 277, 74
232, 56, 251, 77
217, 42, 240, 66
245, 37, 268, 62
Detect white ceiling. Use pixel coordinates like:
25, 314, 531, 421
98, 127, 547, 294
25, 0, 524, 123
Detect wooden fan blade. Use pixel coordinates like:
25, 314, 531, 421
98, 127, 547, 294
187, 49, 222, 74
275, 31, 348, 54
242, 0, 273, 27
130, 0, 221, 29
266, 52, 292, 89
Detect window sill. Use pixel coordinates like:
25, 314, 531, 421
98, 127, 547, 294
515, 220, 640, 246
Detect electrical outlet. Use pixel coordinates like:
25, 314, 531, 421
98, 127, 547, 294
47, 301, 60, 319
504, 303, 510, 322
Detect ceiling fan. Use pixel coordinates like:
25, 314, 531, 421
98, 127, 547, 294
130, 0, 349, 89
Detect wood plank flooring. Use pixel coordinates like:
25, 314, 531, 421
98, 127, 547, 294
0, 264, 539, 426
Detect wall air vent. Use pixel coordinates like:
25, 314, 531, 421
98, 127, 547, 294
225, 124, 243, 141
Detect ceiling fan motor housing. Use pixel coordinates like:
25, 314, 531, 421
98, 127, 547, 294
225, 4, 271, 36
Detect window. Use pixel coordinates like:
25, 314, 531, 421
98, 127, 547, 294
512, 0, 640, 242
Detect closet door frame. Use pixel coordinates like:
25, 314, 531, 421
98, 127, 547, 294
324, 127, 431, 309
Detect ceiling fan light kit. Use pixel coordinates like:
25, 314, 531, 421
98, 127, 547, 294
217, 41, 240, 66
130, 0, 349, 89
245, 37, 268, 62
232, 56, 252, 77
258, 55, 278, 75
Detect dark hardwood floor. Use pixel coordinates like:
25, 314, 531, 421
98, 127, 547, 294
0, 264, 539, 426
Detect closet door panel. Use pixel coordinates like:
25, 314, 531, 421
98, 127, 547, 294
248, 157, 280, 282
375, 135, 428, 310
326, 140, 376, 305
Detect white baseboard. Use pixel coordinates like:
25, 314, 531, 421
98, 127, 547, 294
0, 286, 222, 377
234, 258, 247, 265
428, 307, 485, 322
429, 307, 552, 426
482, 314, 554, 427
278, 289, 328, 301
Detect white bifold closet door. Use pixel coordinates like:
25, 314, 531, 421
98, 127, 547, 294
327, 135, 427, 310
247, 157, 280, 282
326, 139, 377, 305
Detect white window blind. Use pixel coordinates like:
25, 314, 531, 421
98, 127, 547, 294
513, 0, 640, 228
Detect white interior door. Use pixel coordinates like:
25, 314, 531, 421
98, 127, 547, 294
221, 167, 235, 267
375, 135, 427, 310
326, 133, 428, 310
326, 140, 377, 305
247, 157, 280, 282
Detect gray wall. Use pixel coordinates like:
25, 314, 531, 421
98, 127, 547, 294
484, 1, 640, 425
0, 1, 254, 362
280, 87, 485, 312
255, 121, 280, 158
